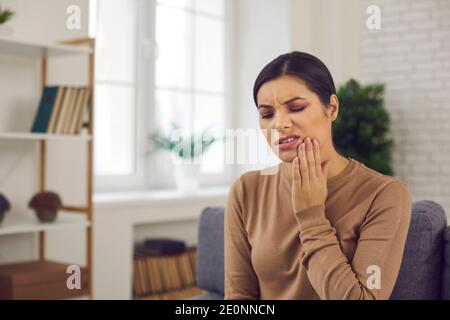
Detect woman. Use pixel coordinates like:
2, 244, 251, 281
224, 51, 412, 300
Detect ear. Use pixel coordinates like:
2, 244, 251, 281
327, 94, 339, 122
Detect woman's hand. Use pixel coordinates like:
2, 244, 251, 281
291, 137, 332, 214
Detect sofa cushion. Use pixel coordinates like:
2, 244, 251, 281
195, 201, 448, 300
442, 227, 450, 300
189, 291, 224, 300
196, 207, 225, 296
390, 201, 447, 300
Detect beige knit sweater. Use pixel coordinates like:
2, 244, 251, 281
224, 158, 412, 300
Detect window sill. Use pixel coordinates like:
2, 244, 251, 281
93, 186, 229, 210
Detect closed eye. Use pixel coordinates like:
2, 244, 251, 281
260, 107, 305, 119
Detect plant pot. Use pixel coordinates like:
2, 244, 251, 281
0, 25, 13, 37
173, 161, 201, 194
35, 209, 58, 223
28, 191, 62, 223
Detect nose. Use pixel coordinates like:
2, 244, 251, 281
273, 110, 292, 132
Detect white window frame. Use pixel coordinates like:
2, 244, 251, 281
93, 0, 147, 192
94, 0, 235, 192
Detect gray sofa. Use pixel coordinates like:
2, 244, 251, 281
191, 201, 450, 300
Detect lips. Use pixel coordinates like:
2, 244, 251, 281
274, 134, 302, 151
277, 134, 300, 145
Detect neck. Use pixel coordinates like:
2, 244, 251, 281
325, 152, 350, 180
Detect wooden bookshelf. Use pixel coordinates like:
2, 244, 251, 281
0, 37, 95, 299
0, 35, 93, 58
0, 132, 92, 141
0, 212, 89, 236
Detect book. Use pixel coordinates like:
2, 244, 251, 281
159, 257, 174, 291
31, 86, 59, 133
75, 88, 90, 134
167, 256, 182, 290
69, 88, 84, 134
141, 238, 187, 256
46, 86, 90, 135
145, 257, 163, 293
61, 88, 78, 134
133, 257, 143, 296
65, 87, 82, 134
178, 252, 195, 286
54, 87, 74, 134
132, 246, 200, 299
47, 87, 66, 133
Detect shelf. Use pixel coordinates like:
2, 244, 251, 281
0, 36, 93, 58
0, 132, 92, 142
0, 212, 89, 236
0, 32, 95, 298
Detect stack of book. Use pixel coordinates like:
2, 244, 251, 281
31, 86, 90, 134
133, 241, 205, 300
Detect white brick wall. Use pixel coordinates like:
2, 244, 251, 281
360, 0, 450, 219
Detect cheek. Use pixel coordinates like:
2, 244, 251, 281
259, 121, 271, 141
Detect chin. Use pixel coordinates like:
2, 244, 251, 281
276, 151, 297, 163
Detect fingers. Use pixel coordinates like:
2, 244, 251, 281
312, 138, 322, 178
305, 137, 317, 179
292, 157, 301, 188
297, 142, 309, 186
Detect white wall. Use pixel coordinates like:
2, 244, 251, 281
0, 0, 89, 266
291, 0, 361, 87
359, 0, 450, 220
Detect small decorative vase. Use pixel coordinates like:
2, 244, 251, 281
173, 160, 201, 194
34, 208, 58, 223
0, 193, 11, 226
29, 191, 62, 223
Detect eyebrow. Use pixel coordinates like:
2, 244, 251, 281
257, 96, 307, 109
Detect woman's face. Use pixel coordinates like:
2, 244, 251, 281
256, 74, 337, 163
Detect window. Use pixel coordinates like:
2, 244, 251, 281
154, 0, 227, 177
92, 0, 230, 191
93, 0, 143, 191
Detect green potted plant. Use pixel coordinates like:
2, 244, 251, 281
148, 123, 219, 193
0, 6, 15, 37
333, 79, 394, 175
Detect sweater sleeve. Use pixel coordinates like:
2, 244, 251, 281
294, 180, 412, 300
224, 177, 260, 300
